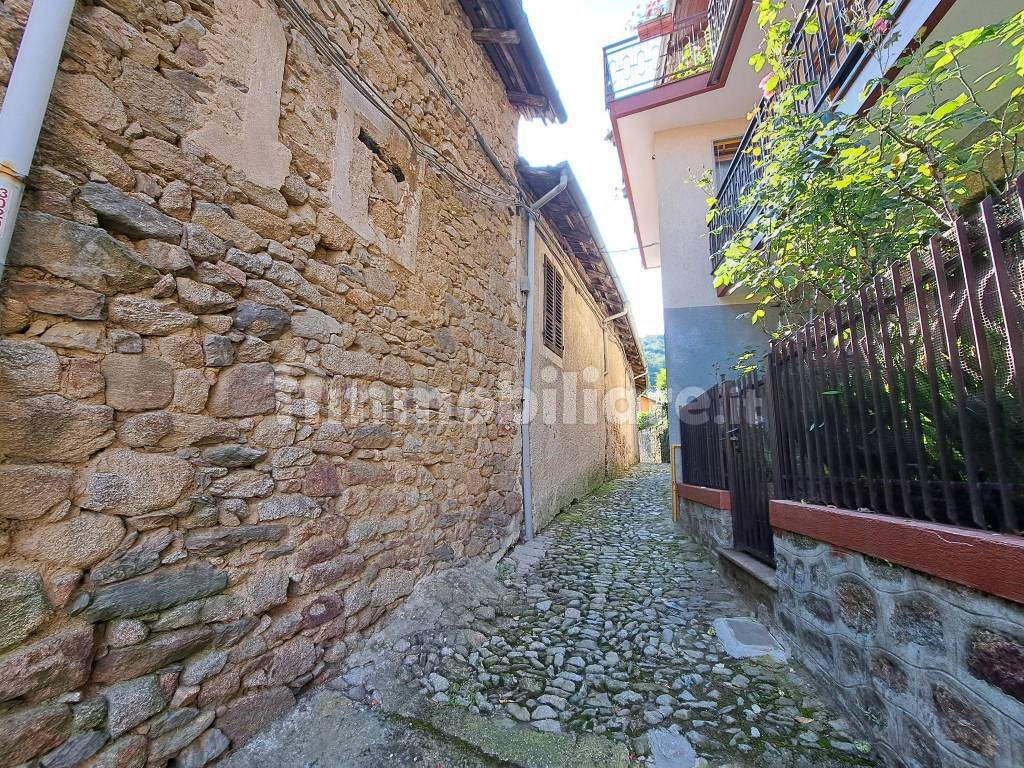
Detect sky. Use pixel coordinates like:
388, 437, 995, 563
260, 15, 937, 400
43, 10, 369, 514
517, 0, 665, 338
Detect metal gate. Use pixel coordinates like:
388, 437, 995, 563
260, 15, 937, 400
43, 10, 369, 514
724, 373, 775, 564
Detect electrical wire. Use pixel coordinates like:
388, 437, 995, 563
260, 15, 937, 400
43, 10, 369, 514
275, 0, 521, 207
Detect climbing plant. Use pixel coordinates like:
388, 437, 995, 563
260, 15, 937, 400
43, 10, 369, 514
707, 3, 1024, 338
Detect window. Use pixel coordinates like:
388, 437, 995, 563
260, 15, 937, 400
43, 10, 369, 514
543, 259, 564, 355
713, 137, 742, 189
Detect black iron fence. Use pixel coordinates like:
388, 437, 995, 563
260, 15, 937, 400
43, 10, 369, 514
681, 179, 1024, 543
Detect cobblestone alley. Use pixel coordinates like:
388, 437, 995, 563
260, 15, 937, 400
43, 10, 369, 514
225, 465, 877, 767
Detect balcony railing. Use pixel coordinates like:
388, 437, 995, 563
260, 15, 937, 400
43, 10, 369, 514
710, 0, 879, 271
604, 12, 713, 103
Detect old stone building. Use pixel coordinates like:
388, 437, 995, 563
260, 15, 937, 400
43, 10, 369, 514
0, 0, 642, 765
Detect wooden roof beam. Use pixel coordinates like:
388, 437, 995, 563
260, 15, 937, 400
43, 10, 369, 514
471, 28, 521, 45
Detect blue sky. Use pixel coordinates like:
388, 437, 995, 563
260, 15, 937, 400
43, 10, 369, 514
518, 0, 665, 337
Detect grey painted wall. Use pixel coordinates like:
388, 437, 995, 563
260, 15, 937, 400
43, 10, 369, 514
664, 303, 772, 449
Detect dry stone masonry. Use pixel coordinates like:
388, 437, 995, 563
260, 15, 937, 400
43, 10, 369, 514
0, 0, 532, 764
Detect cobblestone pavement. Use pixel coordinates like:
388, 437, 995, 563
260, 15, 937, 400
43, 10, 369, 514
227, 464, 878, 767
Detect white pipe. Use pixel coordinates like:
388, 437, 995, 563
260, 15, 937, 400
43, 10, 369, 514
520, 172, 568, 542
0, 0, 76, 283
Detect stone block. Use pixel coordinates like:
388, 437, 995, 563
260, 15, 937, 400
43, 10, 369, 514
101, 354, 175, 411
91, 626, 215, 684
203, 334, 234, 367
207, 363, 276, 417
256, 494, 321, 521
0, 702, 72, 766
83, 734, 147, 768
6, 280, 106, 320
835, 576, 877, 634
232, 301, 291, 340
108, 296, 198, 336
40, 320, 106, 351
890, 595, 945, 651
0, 464, 73, 521
12, 512, 125, 568
138, 240, 195, 273
292, 308, 349, 342
0, 625, 93, 703
0, 395, 114, 462
176, 278, 236, 314
79, 182, 184, 242
192, 203, 266, 253
82, 566, 228, 623
215, 686, 295, 747
932, 683, 998, 758
184, 525, 286, 556
967, 628, 1024, 703
103, 675, 166, 737
322, 348, 379, 378
83, 448, 194, 516
9, 211, 160, 294
302, 460, 340, 497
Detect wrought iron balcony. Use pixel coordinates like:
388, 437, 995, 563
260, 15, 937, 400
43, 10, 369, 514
710, 0, 881, 272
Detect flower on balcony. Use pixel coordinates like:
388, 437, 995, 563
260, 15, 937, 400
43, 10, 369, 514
872, 18, 891, 35
630, 0, 671, 30
759, 73, 779, 99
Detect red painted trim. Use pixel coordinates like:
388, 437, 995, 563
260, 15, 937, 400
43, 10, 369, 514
610, 72, 715, 121
770, 500, 1024, 606
677, 483, 731, 510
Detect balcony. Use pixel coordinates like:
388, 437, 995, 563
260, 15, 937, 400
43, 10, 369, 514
710, 0, 883, 272
603, 0, 743, 104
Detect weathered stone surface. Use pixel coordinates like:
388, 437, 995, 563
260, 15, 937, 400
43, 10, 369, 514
232, 301, 291, 340
302, 460, 340, 497
82, 734, 147, 768
351, 424, 393, 450
184, 526, 287, 556
148, 711, 216, 764
38, 730, 108, 768
967, 628, 1024, 703
9, 212, 160, 294
322, 348, 379, 378
245, 636, 315, 687
175, 727, 228, 768
201, 445, 266, 468
83, 449, 194, 516
79, 183, 183, 242
891, 596, 944, 650
209, 470, 275, 499
0, 702, 72, 765
40, 320, 106, 351
363, 267, 396, 300
0, 625, 94, 703
92, 529, 175, 586
0, 568, 51, 652
138, 240, 195, 273
292, 309, 348, 342
371, 567, 417, 608
92, 625, 216, 684
0, 339, 61, 398
0, 464, 73, 521
108, 296, 198, 336
82, 566, 228, 623
177, 278, 236, 314
835, 576, 877, 634
256, 495, 321, 521
203, 334, 234, 367
207, 363, 276, 417
0, 395, 114, 462
932, 684, 998, 758
101, 354, 175, 411
117, 412, 174, 448
103, 675, 166, 737
216, 686, 295, 747
192, 203, 265, 252
5, 281, 106, 320
174, 370, 211, 413
13, 513, 125, 568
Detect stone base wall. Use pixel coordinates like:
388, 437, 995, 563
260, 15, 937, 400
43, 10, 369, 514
678, 499, 733, 553
0, 0, 527, 765
775, 531, 1024, 768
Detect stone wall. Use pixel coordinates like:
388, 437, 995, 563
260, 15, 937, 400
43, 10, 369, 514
775, 531, 1024, 768
0, 0, 528, 764
678, 498, 733, 554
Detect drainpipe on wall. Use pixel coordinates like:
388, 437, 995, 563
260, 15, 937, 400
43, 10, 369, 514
0, 0, 77, 283
520, 171, 568, 542
601, 309, 629, 477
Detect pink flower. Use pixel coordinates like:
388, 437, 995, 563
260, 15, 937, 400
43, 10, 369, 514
759, 74, 777, 99
872, 18, 891, 35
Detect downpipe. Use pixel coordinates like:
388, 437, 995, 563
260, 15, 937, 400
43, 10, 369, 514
0, 0, 77, 283
520, 171, 568, 542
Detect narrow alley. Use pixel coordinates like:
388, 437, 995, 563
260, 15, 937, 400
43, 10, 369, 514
225, 466, 876, 768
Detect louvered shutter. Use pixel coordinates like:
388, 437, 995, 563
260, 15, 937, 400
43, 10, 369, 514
542, 259, 564, 355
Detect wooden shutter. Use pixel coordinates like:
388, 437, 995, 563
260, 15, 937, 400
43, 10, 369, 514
543, 259, 564, 354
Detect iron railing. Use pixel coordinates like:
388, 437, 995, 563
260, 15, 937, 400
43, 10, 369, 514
768, 180, 1024, 534
604, 12, 714, 103
710, 0, 878, 270
679, 381, 729, 490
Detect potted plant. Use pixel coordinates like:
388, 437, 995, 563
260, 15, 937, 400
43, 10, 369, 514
633, 1, 673, 41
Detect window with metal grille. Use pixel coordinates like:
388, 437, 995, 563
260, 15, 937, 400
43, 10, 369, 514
543, 259, 564, 355
713, 137, 742, 189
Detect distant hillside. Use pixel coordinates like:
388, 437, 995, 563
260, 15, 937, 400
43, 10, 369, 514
641, 335, 665, 389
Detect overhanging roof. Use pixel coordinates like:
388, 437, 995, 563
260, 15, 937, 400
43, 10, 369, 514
518, 162, 648, 391
460, 0, 567, 124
